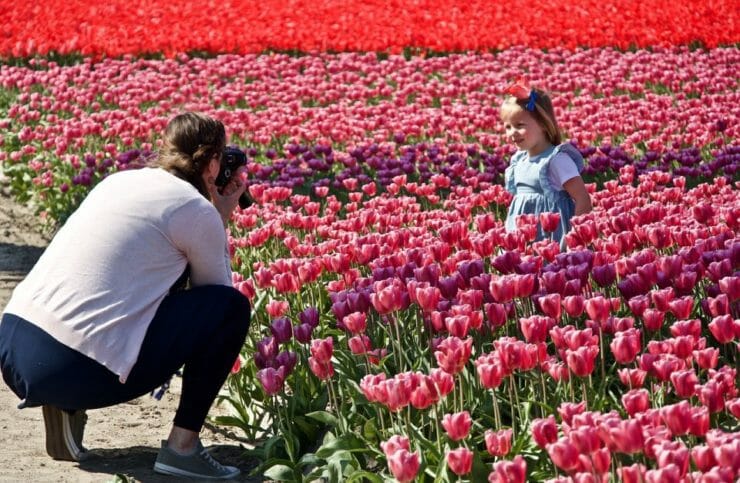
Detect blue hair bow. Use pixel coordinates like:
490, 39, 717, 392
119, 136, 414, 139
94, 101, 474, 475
526, 91, 537, 112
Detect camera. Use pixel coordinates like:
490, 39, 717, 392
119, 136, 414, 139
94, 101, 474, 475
216, 146, 251, 209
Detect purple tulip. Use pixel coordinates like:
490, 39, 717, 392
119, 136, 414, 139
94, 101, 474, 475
294, 323, 313, 343
270, 317, 293, 344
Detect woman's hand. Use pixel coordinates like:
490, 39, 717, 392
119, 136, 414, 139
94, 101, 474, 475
205, 167, 247, 227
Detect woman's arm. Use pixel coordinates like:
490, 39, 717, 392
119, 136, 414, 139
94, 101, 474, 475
562, 176, 592, 216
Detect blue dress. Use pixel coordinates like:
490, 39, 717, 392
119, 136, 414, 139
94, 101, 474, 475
504, 143, 585, 245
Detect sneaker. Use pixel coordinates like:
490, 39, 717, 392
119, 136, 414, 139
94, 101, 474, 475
42, 405, 88, 461
154, 440, 240, 480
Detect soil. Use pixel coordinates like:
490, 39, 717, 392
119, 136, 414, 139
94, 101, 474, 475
0, 192, 262, 482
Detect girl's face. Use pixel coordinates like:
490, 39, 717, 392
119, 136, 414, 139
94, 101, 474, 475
501, 104, 551, 156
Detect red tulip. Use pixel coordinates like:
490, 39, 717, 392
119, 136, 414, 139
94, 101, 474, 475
566, 346, 599, 377
660, 401, 692, 436
670, 369, 698, 398
410, 375, 439, 410
558, 401, 587, 426
718, 276, 739, 301
547, 436, 580, 471
434, 337, 473, 374
706, 294, 730, 316
644, 464, 682, 483
342, 312, 367, 334
689, 406, 709, 436
568, 426, 601, 454
484, 302, 508, 330
727, 397, 740, 419
698, 380, 726, 413
669, 318, 701, 338
415, 285, 441, 312
642, 308, 666, 331
431, 368, 455, 397
442, 411, 472, 441
446, 447, 473, 476
694, 347, 720, 370
266, 299, 290, 319
519, 315, 553, 344
562, 295, 585, 317
591, 447, 611, 474
538, 293, 562, 320
387, 449, 420, 483
651, 287, 675, 312
585, 295, 611, 323
618, 368, 647, 388
488, 455, 527, 483
348, 334, 372, 355
627, 295, 650, 317
619, 463, 646, 483
610, 328, 642, 364
531, 415, 558, 449
654, 440, 689, 476
485, 428, 512, 456
607, 418, 645, 454
308, 357, 334, 380
691, 445, 718, 472
490, 275, 515, 303
622, 388, 650, 416
708, 315, 737, 344
539, 212, 561, 233
310, 337, 334, 363
446, 314, 472, 338
380, 435, 410, 457
476, 360, 505, 389
667, 296, 693, 319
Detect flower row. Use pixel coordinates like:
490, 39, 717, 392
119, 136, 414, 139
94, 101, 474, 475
2, 0, 738, 58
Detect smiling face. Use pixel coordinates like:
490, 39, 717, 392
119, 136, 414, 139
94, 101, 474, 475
501, 102, 552, 157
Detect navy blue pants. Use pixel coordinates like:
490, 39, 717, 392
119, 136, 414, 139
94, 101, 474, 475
0, 285, 250, 432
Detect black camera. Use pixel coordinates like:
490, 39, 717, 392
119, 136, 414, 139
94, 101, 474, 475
216, 146, 251, 209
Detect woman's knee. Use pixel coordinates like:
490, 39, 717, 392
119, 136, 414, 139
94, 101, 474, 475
224, 286, 251, 337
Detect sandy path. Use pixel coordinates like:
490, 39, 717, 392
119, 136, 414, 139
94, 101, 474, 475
0, 193, 261, 482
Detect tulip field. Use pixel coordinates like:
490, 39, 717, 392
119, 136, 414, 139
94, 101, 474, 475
1, 1, 739, 482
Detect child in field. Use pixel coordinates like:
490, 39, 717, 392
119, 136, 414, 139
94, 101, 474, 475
501, 79, 592, 245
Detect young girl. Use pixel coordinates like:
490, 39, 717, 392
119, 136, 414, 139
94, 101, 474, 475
501, 79, 592, 246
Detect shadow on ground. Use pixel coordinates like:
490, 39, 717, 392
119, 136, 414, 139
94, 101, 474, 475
0, 242, 45, 272
78, 444, 262, 482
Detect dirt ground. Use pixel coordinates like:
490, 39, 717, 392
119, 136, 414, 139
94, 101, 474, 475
0, 192, 262, 482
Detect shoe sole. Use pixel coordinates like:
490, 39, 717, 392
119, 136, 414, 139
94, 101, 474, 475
42, 406, 86, 462
154, 461, 240, 480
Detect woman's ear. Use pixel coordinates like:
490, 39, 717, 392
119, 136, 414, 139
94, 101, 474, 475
207, 155, 220, 179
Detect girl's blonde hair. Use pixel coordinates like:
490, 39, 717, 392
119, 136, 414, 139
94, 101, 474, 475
502, 89, 563, 145
150, 112, 226, 198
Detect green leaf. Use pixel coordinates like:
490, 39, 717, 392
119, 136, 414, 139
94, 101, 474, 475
263, 464, 296, 481
346, 470, 384, 483
315, 434, 367, 459
306, 410, 338, 426
297, 452, 321, 469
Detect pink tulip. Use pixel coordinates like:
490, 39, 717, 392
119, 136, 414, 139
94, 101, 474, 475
441, 411, 472, 441
488, 455, 527, 483
485, 428, 513, 456
387, 449, 420, 483
622, 388, 650, 416
446, 448, 473, 476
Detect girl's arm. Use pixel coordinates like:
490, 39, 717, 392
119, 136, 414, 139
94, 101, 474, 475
562, 175, 592, 216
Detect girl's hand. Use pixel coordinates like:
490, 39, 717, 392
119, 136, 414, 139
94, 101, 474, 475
205, 167, 247, 226
563, 176, 592, 216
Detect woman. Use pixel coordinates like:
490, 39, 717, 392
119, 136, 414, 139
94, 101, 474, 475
0, 112, 251, 480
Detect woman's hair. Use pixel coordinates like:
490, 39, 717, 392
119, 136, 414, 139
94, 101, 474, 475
502, 89, 563, 145
151, 112, 226, 197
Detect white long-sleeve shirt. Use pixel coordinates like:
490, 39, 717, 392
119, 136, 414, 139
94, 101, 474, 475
3, 167, 232, 382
